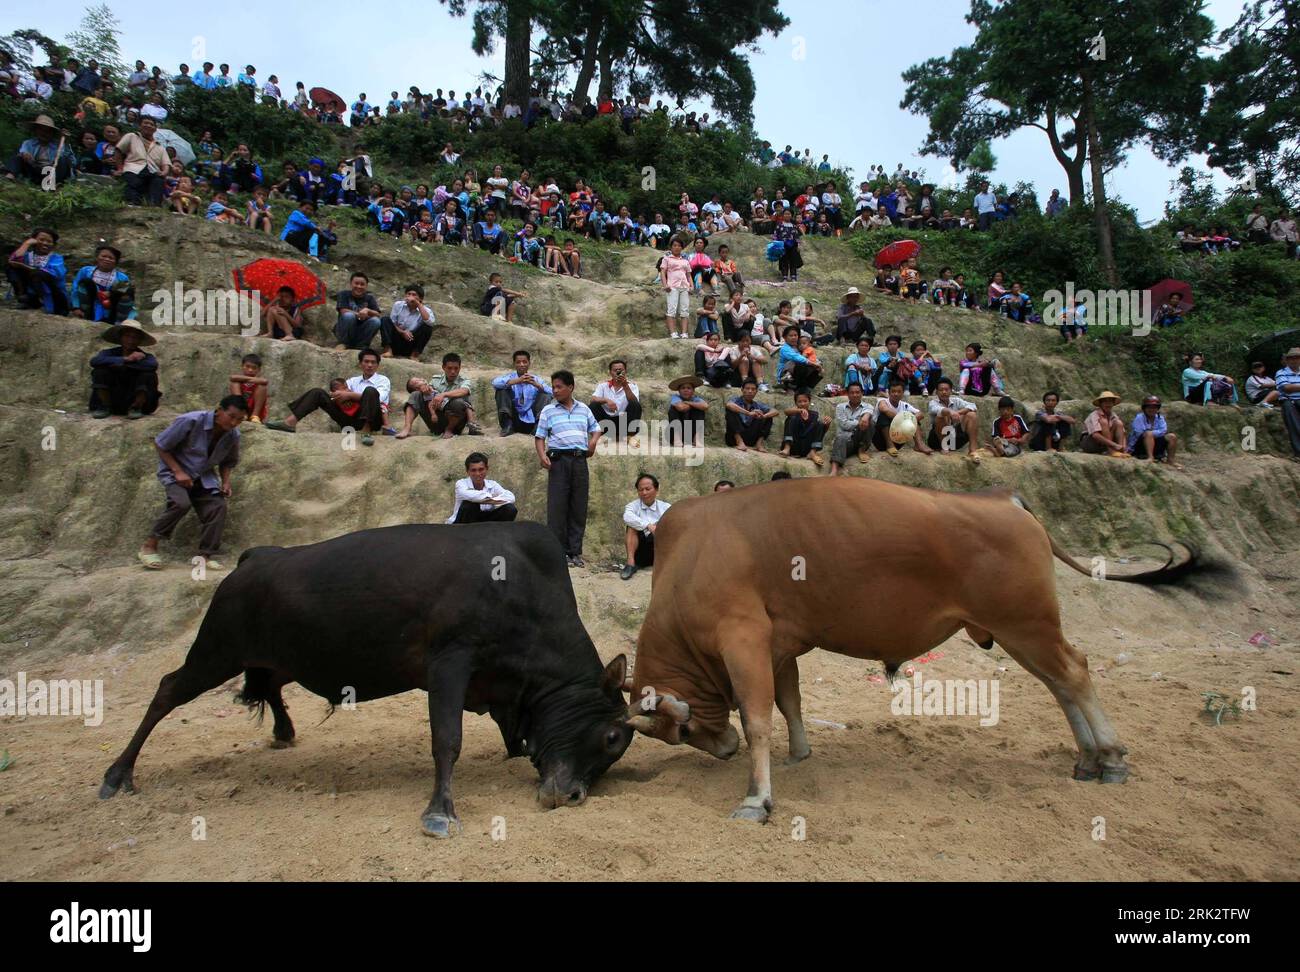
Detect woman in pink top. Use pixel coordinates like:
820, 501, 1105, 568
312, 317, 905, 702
660, 238, 693, 338
687, 237, 716, 294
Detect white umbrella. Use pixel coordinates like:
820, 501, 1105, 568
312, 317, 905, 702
154, 128, 195, 166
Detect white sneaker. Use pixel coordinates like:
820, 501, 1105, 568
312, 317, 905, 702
759, 383, 770, 392
669, 333, 679, 339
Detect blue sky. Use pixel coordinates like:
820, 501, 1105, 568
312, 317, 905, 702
8, 0, 1250, 221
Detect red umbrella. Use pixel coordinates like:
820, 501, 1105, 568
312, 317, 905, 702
1146, 278, 1194, 319
874, 239, 920, 268
309, 86, 346, 114
232, 258, 328, 312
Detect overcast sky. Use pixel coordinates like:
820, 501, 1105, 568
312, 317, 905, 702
8, 0, 1251, 221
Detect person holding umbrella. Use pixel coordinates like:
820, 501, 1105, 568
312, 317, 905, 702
3, 115, 75, 186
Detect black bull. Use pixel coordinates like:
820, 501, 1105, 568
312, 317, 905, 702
99, 523, 683, 837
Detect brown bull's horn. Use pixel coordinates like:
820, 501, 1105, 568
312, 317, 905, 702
626, 715, 656, 734
658, 695, 690, 724
622, 674, 635, 692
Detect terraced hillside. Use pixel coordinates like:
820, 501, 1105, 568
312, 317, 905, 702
1, 206, 1297, 882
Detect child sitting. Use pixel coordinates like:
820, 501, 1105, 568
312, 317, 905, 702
205, 191, 242, 224
480, 271, 526, 321
695, 294, 720, 338
169, 174, 202, 215
229, 353, 269, 423
246, 187, 273, 233
989, 396, 1030, 457
1245, 360, 1279, 407
900, 258, 924, 301
260, 285, 304, 340
958, 343, 1006, 396
410, 209, 438, 242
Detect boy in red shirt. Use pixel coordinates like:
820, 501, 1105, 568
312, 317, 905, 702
990, 395, 1030, 457
228, 353, 269, 423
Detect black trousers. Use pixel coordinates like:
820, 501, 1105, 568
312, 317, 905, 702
1282, 399, 1300, 457
694, 350, 736, 388
495, 385, 550, 436
6, 265, 69, 315
631, 530, 656, 567
289, 386, 382, 430
782, 412, 825, 456
782, 362, 821, 390
725, 410, 772, 447
90, 366, 161, 415
150, 483, 227, 556
124, 169, 166, 205
591, 399, 643, 440
666, 405, 707, 445
5, 154, 73, 186
546, 452, 589, 556
379, 318, 433, 357
409, 397, 469, 435
454, 502, 518, 523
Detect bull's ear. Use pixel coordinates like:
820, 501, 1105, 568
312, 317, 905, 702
603, 654, 628, 694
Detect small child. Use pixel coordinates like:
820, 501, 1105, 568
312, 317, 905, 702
990, 396, 1030, 457
714, 244, 743, 296
797, 333, 819, 366
169, 174, 202, 216
329, 378, 361, 421
480, 271, 526, 321
695, 294, 720, 338
229, 353, 269, 423
246, 187, 273, 233
900, 258, 923, 300
206, 191, 242, 224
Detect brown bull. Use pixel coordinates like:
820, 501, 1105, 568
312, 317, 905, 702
627, 477, 1201, 822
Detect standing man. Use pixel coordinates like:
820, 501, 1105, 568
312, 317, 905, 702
535, 371, 601, 568
491, 349, 550, 436
621, 473, 671, 580
446, 452, 518, 523
138, 394, 248, 571
590, 359, 642, 447
829, 382, 875, 474
1274, 347, 1300, 463
266, 349, 388, 446
973, 181, 998, 231
334, 272, 383, 350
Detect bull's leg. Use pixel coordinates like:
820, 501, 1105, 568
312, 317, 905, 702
996, 624, 1125, 783
774, 658, 811, 764
420, 657, 472, 838
723, 636, 777, 823
100, 655, 243, 798
267, 680, 296, 748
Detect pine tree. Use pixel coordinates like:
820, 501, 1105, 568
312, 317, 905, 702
65, 3, 125, 81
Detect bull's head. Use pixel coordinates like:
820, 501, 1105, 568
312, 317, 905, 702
623, 671, 738, 760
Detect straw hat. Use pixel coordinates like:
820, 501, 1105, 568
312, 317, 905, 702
843, 286, 862, 300
668, 375, 703, 392
1092, 390, 1121, 407
101, 320, 156, 347
29, 114, 64, 135
1284, 347, 1300, 359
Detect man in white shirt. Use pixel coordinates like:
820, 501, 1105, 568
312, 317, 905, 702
267, 349, 390, 446
263, 76, 281, 100
973, 181, 998, 231
447, 452, 517, 523
621, 473, 670, 579
591, 359, 642, 445
874, 378, 932, 457
927, 377, 982, 461
503, 102, 522, 119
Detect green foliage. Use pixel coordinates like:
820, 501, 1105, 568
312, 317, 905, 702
65, 3, 125, 81
166, 86, 334, 171
1201, 691, 1243, 726
964, 140, 997, 175
0, 750, 12, 771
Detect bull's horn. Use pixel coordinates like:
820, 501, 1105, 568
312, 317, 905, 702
626, 715, 656, 734
622, 674, 635, 692
658, 695, 690, 724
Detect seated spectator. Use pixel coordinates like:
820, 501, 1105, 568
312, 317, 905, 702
733, 333, 769, 390
725, 378, 779, 452
7, 228, 68, 315
3, 115, 75, 186
410, 208, 438, 242
958, 343, 1006, 396
546, 238, 582, 276
137, 394, 247, 571
70, 243, 135, 323
998, 281, 1033, 321
645, 212, 673, 249
77, 130, 107, 174
380, 284, 435, 361
714, 244, 743, 295
688, 238, 716, 294
514, 222, 543, 265
245, 187, 273, 233
843, 336, 877, 394
221, 143, 264, 195
472, 208, 504, 254
874, 264, 900, 296
989, 396, 1030, 457
333, 272, 382, 350
447, 452, 518, 523
900, 340, 942, 395
370, 192, 407, 236
1058, 296, 1087, 342
89, 320, 160, 419
720, 290, 751, 341
874, 334, 906, 391
694, 294, 721, 338
829, 382, 874, 474
927, 378, 983, 462
228, 353, 268, 424
874, 379, 932, 457
1245, 360, 1279, 408
398, 352, 481, 439
481, 272, 526, 321
169, 174, 202, 215
667, 375, 709, 447
205, 190, 241, 224
253, 286, 302, 341
776, 325, 822, 390
929, 267, 960, 306
1028, 391, 1076, 452
591, 360, 643, 444
621, 473, 671, 579
1181, 352, 1238, 405
780, 388, 831, 465
986, 270, 1008, 309
493, 350, 551, 436
1154, 292, 1186, 328
1080, 391, 1130, 458
280, 200, 337, 259
266, 349, 389, 446
1128, 395, 1182, 468
1274, 348, 1300, 461
695, 332, 738, 386
835, 287, 874, 344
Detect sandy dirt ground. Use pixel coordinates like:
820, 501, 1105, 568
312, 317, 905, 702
2, 554, 1297, 883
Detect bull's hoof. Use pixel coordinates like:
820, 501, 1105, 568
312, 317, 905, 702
267, 738, 296, 749
785, 748, 812, 766
98, 771, 133, 799
1072, 763, 1101, 782
420, 813, 462, 839
1100, 764, 1129, 784
729, 803, 771, 824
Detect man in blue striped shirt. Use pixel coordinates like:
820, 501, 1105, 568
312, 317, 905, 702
535, 371, 602, 566
1276, 347, 1300, 461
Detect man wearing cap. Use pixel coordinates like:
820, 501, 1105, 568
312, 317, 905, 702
667, 375, 709, 447
1081, 391, 1130, 458
138, 394, 248, 571
89, 320, 161, 419
835, 287, 874, 344
70, 243, 135, 323
1275, 348, 1300, 461
621, 473, 671, 580
3, 115, 75, 186
1127, 396, 1182, 468
114, 116, 169, 205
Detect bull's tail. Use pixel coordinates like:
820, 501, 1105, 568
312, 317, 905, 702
1013, 492, 1203, 586
235, 667, 273, 724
